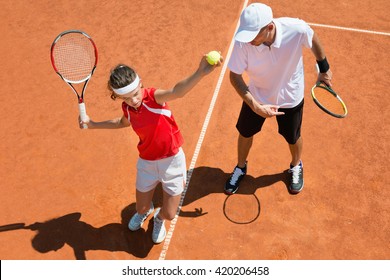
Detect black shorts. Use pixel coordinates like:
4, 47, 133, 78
236, 99, 304, 144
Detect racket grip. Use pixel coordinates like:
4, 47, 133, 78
78, 102, 88, 129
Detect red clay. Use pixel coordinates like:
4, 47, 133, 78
0, 0, 389, 260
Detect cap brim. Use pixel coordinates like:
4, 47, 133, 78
234, 29, 259, 43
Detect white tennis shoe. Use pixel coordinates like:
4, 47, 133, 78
128, 203, 154, 231
152, 208, 166, 244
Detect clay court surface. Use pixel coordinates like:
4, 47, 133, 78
0, 0, 389, 261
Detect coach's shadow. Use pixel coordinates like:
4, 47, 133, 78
26, 203, 154, 259
181, 166, 289, 208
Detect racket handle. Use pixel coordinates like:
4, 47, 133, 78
78, 102, 88, 129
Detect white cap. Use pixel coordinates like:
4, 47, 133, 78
235, 3, 273, 43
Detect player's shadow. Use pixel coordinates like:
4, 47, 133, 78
18, 203, 155, 259
180, 166, 290, 208
3, 167, 288, 258
147, 166, 289, 218
1, 167, 288, 258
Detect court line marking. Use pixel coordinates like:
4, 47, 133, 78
158, 0, 249, 261
308, 22, 390, 36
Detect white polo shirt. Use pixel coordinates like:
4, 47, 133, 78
228, 17, 314, 108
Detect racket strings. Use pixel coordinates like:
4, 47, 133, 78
313, 86, 346, 116
53, 33, 96, 83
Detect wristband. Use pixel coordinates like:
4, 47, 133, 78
316, 57, 330, 73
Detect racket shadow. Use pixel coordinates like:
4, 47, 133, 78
0, 223, 26, 232
2, 204, 156, 259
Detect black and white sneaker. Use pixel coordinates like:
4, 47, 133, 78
288, 161, 304, 194
224, 163, 247, 195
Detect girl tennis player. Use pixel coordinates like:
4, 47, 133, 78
80, 54, 221, 243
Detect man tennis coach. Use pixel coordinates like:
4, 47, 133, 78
225, 3, 333, 195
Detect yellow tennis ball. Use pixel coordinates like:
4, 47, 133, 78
206, 51, 221, 65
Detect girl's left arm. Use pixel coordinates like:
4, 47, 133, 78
154, 54, 222, 104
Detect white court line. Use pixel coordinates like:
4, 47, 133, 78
158, 5, 388, 261
158, 0, 249, 261
308, 22, 390, 36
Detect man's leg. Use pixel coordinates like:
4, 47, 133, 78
289, 136, 302, 167
238, 134, 253, 168
224, 134, 252, 194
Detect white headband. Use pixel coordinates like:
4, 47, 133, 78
112, 75, 140, 95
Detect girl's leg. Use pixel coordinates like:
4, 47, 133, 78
151, 188, 182, 244
128, 188, 156, 232
135, 188, 155, 214
158, 191, 182, 221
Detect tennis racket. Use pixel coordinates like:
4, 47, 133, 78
311, 81, 348, 118
50, 30, 98, 128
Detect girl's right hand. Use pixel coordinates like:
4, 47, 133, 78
78, 115, 91, 129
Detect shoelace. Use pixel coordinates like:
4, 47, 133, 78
289, 165, 302, 184
153, 217, 164, 234
135, 212, 148, 224
135, 207, 153, 225
229, 167, 245, 184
